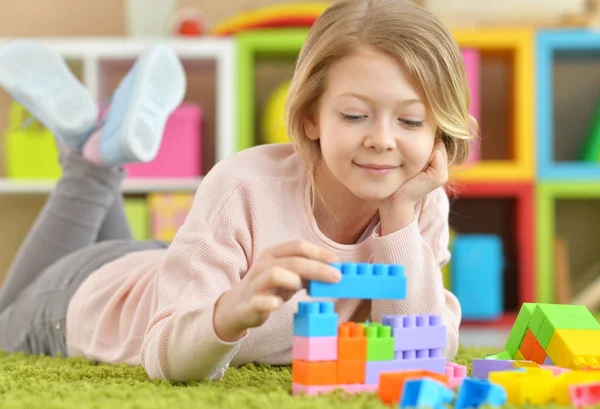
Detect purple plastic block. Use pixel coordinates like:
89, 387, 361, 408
543, 355, 554, 365
382, 314, 446, 353
365, 357, 446, 384
471, 359, 515, 379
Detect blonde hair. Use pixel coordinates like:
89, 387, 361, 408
285, 0, 477, 179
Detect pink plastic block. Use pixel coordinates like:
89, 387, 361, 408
365, 357, 446, 384
292, 383, 378, 396
124, 103, 202, 178
446, 362, 467, 388
382, 314, 446, 357
292, 336, 337, 361
461, 48, 480, 163
570, 382, 600, 408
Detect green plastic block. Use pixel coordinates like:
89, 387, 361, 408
536, 314, 600, 350
505, 303, 537, 358
363, 323, 394, 361
484, 351, 512, 360
125, 198, 150, 240
528, 304, 595, 336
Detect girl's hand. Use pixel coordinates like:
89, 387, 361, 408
378, 140, 449, 235
213, 240, 340, 342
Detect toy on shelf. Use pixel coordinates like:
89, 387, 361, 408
211, 2, 329, 36
124, 103, 203, 179
451, 234, 504, 320
148, 193, 194, 241
3, 101, 61, 180
170, 8, 208, 37
262, 80, 291, 144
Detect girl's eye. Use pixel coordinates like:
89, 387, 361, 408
342, 113, 366, 122
399, 119, 424, 128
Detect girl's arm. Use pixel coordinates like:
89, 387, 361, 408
370, 187, 461, 359
141, 167, 251, 382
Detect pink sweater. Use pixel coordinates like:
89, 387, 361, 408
66, 143, 461, 381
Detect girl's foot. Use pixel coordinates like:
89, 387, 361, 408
0, 40, 98, 150
83, 43, 186, 167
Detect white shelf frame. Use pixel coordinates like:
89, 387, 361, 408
0, 36, 236, 194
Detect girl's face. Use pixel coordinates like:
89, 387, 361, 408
305, 45, 437, 202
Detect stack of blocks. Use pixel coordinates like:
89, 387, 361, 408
292, 262, 447, 396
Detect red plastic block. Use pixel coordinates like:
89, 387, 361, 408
338, 322, 367, 361
337, 360, 365, 384
292, 336, 337, 361
519, 329, 537, 360
530, 342, 547, 365
292, 360, 337, 386
569, 382, 600, 408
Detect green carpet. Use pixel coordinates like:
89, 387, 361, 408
0, 347, 533, 409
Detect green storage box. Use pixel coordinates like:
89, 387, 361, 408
124, 198, 150, 240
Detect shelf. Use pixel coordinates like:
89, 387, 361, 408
0, 177, 202, 194
537, 29, 600, 180
447, 181, 535, 311
536, 181, 600, 305
450, 28, 535, 181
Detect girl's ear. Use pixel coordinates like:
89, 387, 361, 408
304, 114, 319, 141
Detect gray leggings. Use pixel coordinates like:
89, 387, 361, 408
0, 152, 168, 356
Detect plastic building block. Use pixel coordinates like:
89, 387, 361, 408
454, 378, 507, 409
530, 342, 547, 364
293, 301, 338, 337
472, 359, 517, 379
570, 382, 600, 408
451, 234, 504, 320
489, 368, 554, 405
399, 378, 454, 409
537, 315, 600, 350
291, 382, 377, 396
514, 350, 526, 361
292, 336, 337, 361
518, 329, 538, 360
539, 364, 570, 376
307, 262, 406, 299
291, 360, 337, 386
445, 362, 467, 388
382, 314, 446, 355
554, 371, 600, 405
484, 351, 512, 360
364, 323, 394, 361
365, 357, 446, 384
338, 322, 367, 361
546, 329, 600, 369
337, 360, 365, 384
378, 370, 449, 405
505, 303, 536, 358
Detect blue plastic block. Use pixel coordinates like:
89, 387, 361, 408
454, 378, 507, 409
293, 301, 338, 337
451, 235, 504, 320
307, 262, 406, 299
399, 378, 454, 409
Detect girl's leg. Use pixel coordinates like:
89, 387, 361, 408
96, 194, 134, 242
0, 42, 186, 313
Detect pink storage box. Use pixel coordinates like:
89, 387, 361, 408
461, 48, 481, 163
125, 103, 202, 178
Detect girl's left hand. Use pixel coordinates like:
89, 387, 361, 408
383, 140, 449, 209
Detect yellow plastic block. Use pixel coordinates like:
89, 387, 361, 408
514, 350, 525, 361
546, 329, 600, 369
489, 368, 554, 405
449, 28, 534, 182
553, 370, 600, 405
513, 361, 539, 368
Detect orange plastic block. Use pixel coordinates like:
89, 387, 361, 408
530, 343, 547, 365
337, 360, 365, 384
378, 370, 449, 405
292, 360, 337, 386
519, 330, 537, 360
338, 322, 367, 361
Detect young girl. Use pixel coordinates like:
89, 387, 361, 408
0, 0, 475, 383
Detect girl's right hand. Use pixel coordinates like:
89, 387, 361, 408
213, 239, 341, 342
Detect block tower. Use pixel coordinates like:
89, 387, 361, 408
292, 262, 448, 395
504, 303, 600, 369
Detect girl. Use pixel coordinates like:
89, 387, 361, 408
0, 0, 475, 383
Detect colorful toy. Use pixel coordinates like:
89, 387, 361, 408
378, 370, 449, 405
124, 103, 203, 178
399, 378, 454, 409
451, 234, 504, 320
454, 378, 507, 409
148, 193, 194, 241
211, 3, 329, 36
307, 262, 406, 299
262, 80, 290, 144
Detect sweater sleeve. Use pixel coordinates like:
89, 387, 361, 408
369, 187, 461, 359
140, 164, 252, 382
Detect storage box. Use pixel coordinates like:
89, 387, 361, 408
124, 103, 203, 178
3, 102, 62, 180
461, 48, 481, 163
148, 193, 194, 241
124, 198, 150, 240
